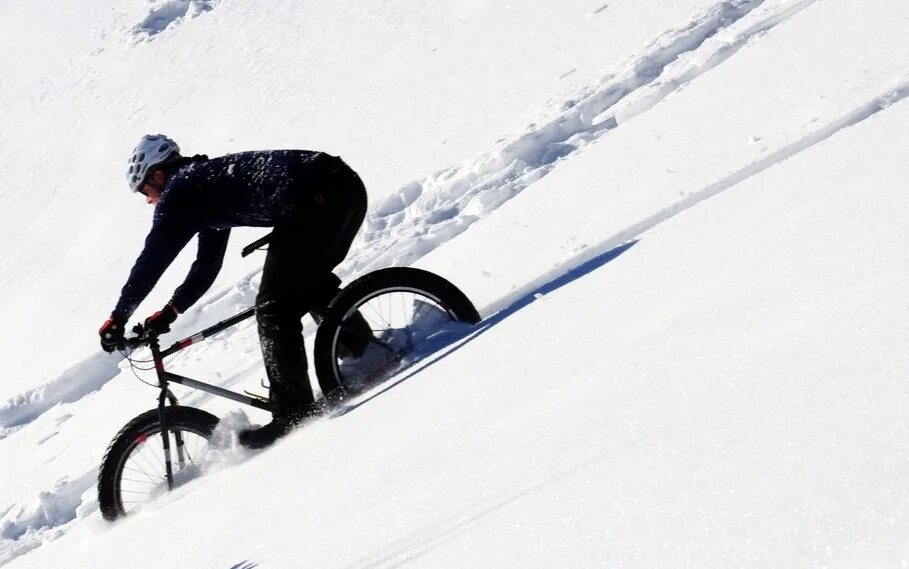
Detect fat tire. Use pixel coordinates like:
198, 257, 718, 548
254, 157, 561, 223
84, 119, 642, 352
97, 406, 219, 521
314, 267, 480, 392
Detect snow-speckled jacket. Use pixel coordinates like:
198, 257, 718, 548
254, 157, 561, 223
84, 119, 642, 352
112, 149, 337, 321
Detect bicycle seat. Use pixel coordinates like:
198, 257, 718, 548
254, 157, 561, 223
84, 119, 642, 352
241, 232, 272, 257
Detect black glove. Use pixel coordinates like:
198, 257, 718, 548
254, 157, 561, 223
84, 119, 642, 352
144, 304, 179, 335
99, 316, 126, 353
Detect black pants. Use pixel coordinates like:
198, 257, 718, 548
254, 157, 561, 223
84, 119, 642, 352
255, 156, 367, 418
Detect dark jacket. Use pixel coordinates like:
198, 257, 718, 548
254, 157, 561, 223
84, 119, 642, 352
112, 150, 333, 321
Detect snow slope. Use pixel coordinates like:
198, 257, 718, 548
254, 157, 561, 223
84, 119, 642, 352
2, 0, 908, 567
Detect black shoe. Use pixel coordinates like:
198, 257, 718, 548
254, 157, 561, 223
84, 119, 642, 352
321, 386, 348, 410
238, 406, 319, 449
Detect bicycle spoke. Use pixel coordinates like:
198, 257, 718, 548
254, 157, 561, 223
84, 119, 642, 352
117, 429, 211, 515
123, 462, 160, 481
333, 288, 457, 390
133, 444, 165, 479
120, 477, 162, 485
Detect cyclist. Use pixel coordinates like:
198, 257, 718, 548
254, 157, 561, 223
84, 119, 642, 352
99, 134, 368, 448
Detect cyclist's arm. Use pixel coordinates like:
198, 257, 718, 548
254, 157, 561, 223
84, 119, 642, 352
111, 217, 197, 322
168, 227, 231, 313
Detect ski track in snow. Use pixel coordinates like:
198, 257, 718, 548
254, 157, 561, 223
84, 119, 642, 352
5, 1, 908, 561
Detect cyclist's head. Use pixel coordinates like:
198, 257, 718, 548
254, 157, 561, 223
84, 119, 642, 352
126, 134, 180, 194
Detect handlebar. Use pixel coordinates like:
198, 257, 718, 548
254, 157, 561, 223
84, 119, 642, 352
122, 323, 158, 350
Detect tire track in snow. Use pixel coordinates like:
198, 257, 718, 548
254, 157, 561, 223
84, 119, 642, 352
344, 0, 819, 274
483, 81, 909, 317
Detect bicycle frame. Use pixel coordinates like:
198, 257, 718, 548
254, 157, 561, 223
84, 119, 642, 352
149, 232, 273, 410
137, 306, 270, 490
148, 306, 270, 412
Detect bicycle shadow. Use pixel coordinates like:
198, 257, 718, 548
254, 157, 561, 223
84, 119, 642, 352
333, 240, 637, 417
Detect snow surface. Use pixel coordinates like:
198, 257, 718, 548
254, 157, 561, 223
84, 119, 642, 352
1, 0, 908, 567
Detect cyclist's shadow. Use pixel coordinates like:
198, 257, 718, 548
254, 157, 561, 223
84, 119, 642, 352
333, 240, 637, 417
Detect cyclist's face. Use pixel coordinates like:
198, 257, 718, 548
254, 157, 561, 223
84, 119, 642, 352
141, 186, 161, 205
140, 170, 165, 205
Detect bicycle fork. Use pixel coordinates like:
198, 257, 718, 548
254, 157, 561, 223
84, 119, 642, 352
151, 339, 185, 491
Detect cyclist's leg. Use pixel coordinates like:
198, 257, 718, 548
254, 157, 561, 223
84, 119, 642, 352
256, 235, 327, 417
302, 159, 371, 384
296, 158, 371, 353
321, 158, 367, 267
257, 159, 368, 407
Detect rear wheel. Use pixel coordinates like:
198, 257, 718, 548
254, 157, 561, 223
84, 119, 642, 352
314, 267, 480, 395
98, 406, 219, 521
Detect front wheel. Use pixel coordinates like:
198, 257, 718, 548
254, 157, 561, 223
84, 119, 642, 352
97, 406, 219, 521
314, 267, 481, 395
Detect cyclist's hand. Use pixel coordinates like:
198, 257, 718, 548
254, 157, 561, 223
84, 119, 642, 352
144, 304, 179, 335
99, 316, 125, 353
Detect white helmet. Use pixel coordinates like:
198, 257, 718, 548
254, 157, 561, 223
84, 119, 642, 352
126, 134, 180, 192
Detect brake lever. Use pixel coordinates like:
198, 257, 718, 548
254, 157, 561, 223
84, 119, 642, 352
123, 322, 157, 349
